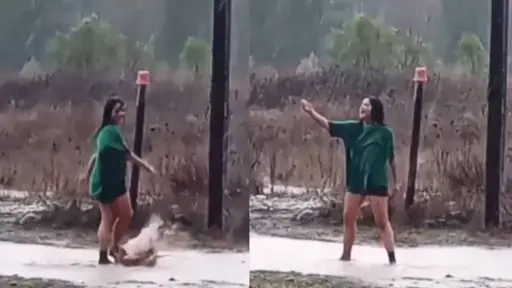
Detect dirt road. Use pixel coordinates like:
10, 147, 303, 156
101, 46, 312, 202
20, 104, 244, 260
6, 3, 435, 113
0, 275, 85, 288
0, 240, 248, 287
251, 271, 380, 288
250, 233, 512, 288
250, 188, 512, 288
0, 193, 248, 287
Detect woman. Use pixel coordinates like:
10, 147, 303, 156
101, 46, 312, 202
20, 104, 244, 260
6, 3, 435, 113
301, 96, 398, 264
83, 95, 156, 265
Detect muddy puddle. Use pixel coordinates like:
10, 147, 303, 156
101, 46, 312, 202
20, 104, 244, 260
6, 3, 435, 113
250, 234, 512, 287
0, 190, 249, 287
250, 271, 384, 288
0, 240, 248, 287
250, 185, 512, 287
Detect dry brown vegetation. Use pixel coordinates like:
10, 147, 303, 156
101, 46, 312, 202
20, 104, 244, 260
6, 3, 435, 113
0, 72, 248, 241
249, 68, 512, 229
2, 68, 512, 240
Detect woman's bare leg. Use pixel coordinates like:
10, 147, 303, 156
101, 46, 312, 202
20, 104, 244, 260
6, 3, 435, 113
97, 203, 115, 264
341, 192, 365, 261
110, 193, 133, 256
368, 195, 396, 264
109, 218, 120, 259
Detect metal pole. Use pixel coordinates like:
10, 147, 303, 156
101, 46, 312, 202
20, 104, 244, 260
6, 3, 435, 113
405, 67, 427, 210
485, 0, 509, 227
129, 70, 149, 212
208, 0, 231, 229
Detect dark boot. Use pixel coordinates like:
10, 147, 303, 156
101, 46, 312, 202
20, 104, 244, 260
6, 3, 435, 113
98, 250, 112, 265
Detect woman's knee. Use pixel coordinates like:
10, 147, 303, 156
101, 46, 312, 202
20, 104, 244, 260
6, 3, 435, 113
343, 208, 358, 226
116, 206, 133, 224
97, 203, 115, 243
369, 196, 390, 230
343, 203, 362, 227
113, 193, 133, 222
344, 192, 364, 225
122, 206, 134, 221
374, 217, 390, 231
98, 203, 115, 226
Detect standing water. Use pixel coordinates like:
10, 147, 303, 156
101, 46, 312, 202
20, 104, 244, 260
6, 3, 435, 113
250, 233, 512, 287
0, 197, 249, 288
0, 240, 248, 287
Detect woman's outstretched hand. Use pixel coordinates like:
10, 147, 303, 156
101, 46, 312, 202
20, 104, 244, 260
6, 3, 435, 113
301, 99, 314, 114
147, 165, 157, 175
301, 99, 329, 130
142, 160, 157, 175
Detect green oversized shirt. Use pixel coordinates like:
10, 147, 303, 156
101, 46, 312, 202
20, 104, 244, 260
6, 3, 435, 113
90, 124, 128, 203
329, 120, 395, 192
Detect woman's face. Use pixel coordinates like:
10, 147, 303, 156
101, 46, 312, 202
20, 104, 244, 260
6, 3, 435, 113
358, 98, 372, 121
112, 102, 126, 124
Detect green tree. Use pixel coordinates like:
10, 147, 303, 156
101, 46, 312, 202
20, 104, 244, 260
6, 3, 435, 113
118, 34, 155, 74
330, 15, 434, 71
458, 33, 486, 76
394, 29, 434, 70
329, 15, 396, 69
180, 37, 211, 74
49, 14, 153, 77
156, 0, 211, 67
441, 0, 489, 63
49, 14, 120, 76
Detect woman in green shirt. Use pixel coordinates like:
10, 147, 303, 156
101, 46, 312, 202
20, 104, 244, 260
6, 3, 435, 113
302, 96, 398, 264
83, 95, 156, 265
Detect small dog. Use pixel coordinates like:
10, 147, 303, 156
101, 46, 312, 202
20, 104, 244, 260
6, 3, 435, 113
115, 214, 164, 267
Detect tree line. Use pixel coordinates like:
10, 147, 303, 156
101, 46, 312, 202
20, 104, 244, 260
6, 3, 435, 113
0, 0, 491, 76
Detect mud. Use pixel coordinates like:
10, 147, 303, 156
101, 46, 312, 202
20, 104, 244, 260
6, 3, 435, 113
0, 192, 249, 287
250, 234, 512, 288
0, 195, 247, 251
0, 275, 84, 288
0, 240, 248, 287
250, 271, 378, 288
249, 186, 512, 288
250, 189, 512, 247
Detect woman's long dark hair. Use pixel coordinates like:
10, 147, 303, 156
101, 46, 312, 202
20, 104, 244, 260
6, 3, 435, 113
367, 96, 385, 125
94, 95, 125, 138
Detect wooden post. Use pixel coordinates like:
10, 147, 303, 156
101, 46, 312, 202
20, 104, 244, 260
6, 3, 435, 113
129, 70, 149, 212
405, 67, 427, 210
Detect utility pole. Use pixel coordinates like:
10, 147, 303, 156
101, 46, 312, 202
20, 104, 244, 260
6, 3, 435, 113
485, 0, 509, 227
207, 0, 231, 229
405, 67, 427, 210
129, 70, 149, 212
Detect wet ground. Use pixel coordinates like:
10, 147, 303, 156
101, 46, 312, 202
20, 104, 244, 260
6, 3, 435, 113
0, 191, 249, 287
250, 234, 512, 288
0, 192, 247, 250
250, 187, 512, 247
250, 271, 378, 288
0, 275, 84, 288
250, 185, 512, 287
0, 192, 97, 248
0, 241, 248, 287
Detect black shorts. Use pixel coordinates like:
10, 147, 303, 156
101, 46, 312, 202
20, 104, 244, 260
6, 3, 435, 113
93, 186, 127, 204
351, 186, 389, 197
